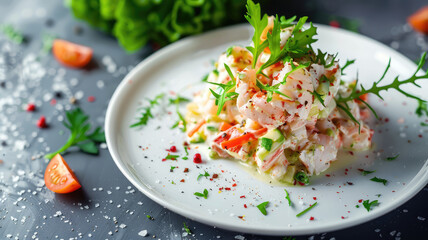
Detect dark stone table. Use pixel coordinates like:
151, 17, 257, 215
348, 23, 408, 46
0, 0, 426, 239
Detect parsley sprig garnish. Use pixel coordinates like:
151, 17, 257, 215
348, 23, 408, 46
386, 154, 399, 161
170, 96, 190, 132
197, 171, 210, 180
245, 0, 268, 69
183, 222, 192, 234
44, 108, 105, 159
336, 52, 428, 127
284, 189, 293, 206
130, 93, 165, 128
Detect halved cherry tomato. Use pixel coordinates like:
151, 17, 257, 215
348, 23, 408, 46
408, 6, 428, 34
44, 154, 81, 194
52, 39, 93, 68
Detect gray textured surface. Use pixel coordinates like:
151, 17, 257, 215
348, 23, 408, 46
0, 0, 427, 239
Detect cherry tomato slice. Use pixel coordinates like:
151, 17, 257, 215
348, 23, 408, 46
44, 154, 81, 194
408, 6, 428, 34
52, 39, 93, 68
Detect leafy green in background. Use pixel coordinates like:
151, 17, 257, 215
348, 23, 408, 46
70, 0, 248, 52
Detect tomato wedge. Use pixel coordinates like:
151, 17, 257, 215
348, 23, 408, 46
52, 39, 93, 68
44, 154, 81, 194
408, 6, 428, 34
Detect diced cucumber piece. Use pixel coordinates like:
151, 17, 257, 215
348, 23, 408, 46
256, 129, 285, 161
281, 165, 297, 184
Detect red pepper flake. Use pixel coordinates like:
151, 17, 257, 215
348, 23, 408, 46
212, 174, 218, 179
180, 179, 185, 183
232, 183, 237, 187
329, 20, 340, 28
193, 153, 202, 164
221, 170, 224, 173
162, 159, 166, 162
26, 103, 36, 112
345, 168, 349, 172
36, 116, 47, 128
50, 99, 56, 105
298, 181, 305, 186
225, 187, 231, 191
358, 199, 363, 203
418, 134, 423, 138
313, 197, 317, 200
244, 204, 247, 208
219, 187, 224, 191
183, 168, 189, 173
87, 96, 95, 102
296, 84, 302, 90
341, 216, 345, 219
385, 118, 389, 122
325, 174, 331, 177
169, 146, 177, 152
296, 104, 303, 109
298, 93, 302, 98
348, 151, 354, 155
240, 195, 246, 199
309, 216, 315, 221
238, 216, 244, 220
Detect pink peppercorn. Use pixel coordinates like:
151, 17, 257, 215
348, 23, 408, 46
37, 116, 47, 128
193, 153, 202, 163
26, 103, 36, 112
169, 146, 177, 152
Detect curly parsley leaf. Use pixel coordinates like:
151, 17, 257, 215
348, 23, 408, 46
341, 59, 356, 75
257, 201, 269, 215
245, 0, 268, 69
362, 199, 379, 212
44, 108, 106, 159
336, 52, 428, 125
370, 177, 388, 186
280, 15, 296, 28
256, 80, 289, 102
296, 202, 317, 217
416, 99, 428, 117
130, 93, 165, 128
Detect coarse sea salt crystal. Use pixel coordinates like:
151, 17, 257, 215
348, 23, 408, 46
119, 223, 126, 229
138, 230, 148, 237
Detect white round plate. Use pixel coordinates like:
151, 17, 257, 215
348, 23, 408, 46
105, 24, 428, 235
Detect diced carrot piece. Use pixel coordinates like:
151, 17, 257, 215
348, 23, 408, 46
408, 6, 428, 34
219, 122, 233, 132
187, 119, 206, 137
220, 128, 267, 149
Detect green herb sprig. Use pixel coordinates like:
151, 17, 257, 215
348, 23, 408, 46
244, 0, 268, 69
208, 64, 238, 115
336, 52, 428, 126
45, 108, 106, 159
284, 189, 293, 206
170, 95, 190, 132
130, 93, 165, 128
296, 202, 317, 217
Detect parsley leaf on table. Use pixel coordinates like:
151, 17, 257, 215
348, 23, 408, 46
44, 108, 106, 159
197, 171, 210, 180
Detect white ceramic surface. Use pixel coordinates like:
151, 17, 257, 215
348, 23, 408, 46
105, 24, 428, 235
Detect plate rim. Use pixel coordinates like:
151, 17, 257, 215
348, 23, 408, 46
105, 23, 428, 236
